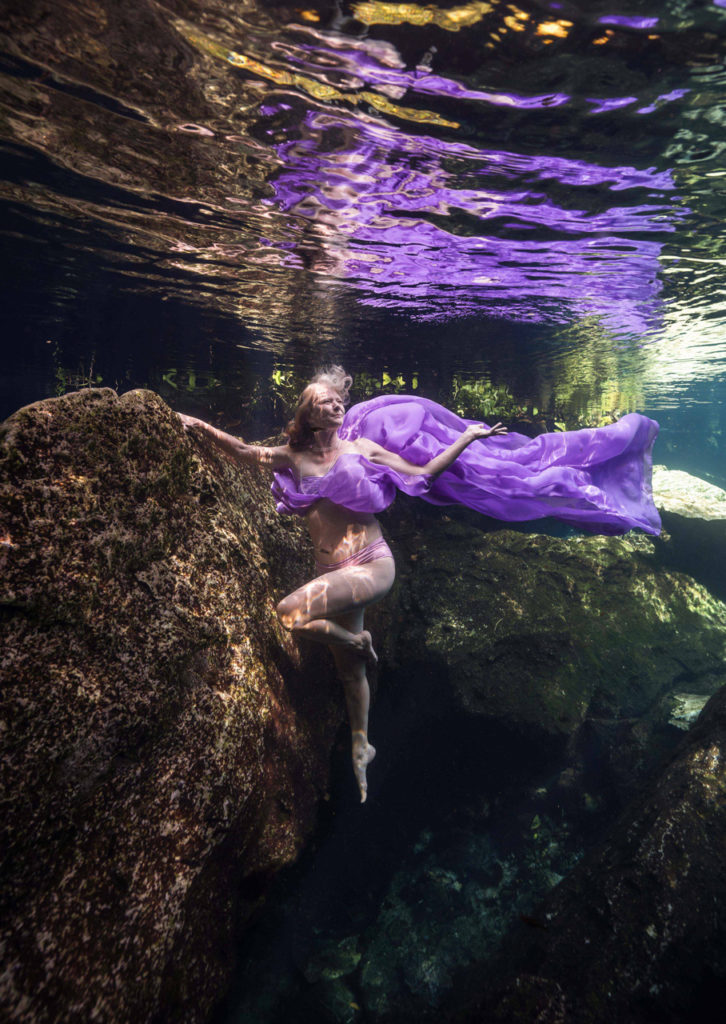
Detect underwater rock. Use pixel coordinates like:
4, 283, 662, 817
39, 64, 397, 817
653, 465, 726, 520
668, 691, 712, 730
457, 682, 726, 1023
358, 824, 575, 1022
302, 935, 362, 984
338, 511, 726, 1022
652, 465, 726, 600
305, 977, 362, 1024
387, 514, 726, 749
0, 389, 342, 1024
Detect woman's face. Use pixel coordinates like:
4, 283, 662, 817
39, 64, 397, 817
307, 385, 345, 430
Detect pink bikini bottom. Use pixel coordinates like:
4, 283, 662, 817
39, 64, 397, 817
315, 536, 393, 576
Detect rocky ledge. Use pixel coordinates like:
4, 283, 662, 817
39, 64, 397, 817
652, 464, 726, 600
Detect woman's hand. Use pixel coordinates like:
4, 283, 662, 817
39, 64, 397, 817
462, 421, 508, 442
178, 412, 205, 432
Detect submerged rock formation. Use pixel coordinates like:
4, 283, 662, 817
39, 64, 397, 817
652, 464, 726, 600
456, 681, 726, 1024
0, 388, 343, 1024
339, 512, 726, 1023
222, 500, 726, 1024
387, 512, 726, 749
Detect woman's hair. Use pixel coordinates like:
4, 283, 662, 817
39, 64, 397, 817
286, 364, 352, 449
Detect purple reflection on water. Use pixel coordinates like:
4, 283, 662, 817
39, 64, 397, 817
636, 89, 689, 115
588, 89, 688, 115
285, 113, 677, 193
586, 96, 638, 114
597, 16, 659, 29
285, 32, 684, 119
259, 102, 293, 116
264, 110, 684, 334
294, 41, 570, 109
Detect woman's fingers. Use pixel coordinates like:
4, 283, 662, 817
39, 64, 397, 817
178, 413, 200, 431
465, 421, 508, 440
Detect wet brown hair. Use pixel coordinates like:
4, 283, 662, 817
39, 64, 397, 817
286, 365, 352, 449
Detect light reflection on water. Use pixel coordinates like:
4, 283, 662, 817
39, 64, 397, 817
267, 107, 681, 334
1, 0, 726, 435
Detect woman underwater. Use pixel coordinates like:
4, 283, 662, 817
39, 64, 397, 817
179, 366, 660, 802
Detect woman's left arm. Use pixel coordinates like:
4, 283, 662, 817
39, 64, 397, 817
361, 422, 507, 478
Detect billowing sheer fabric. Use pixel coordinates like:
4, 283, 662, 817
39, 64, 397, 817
271, 395, 661, 536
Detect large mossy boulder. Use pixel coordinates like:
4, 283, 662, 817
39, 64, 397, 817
387, 514, 726, 747
0, 389, 342, 1024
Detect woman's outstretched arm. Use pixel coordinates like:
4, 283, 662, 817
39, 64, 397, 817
178, 413, 291, 469
359, 422, 507, 478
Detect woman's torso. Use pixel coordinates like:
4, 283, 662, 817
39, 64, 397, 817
288, 440, 383, 565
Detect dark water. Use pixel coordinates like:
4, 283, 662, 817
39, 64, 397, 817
2, 0, 726, 483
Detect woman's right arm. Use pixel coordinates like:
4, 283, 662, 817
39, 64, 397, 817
178, 414, 291, 470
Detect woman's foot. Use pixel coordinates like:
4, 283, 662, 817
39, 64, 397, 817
353, 629, 378, 667
352, 730, 376, 803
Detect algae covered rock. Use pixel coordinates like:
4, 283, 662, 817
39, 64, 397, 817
358, 825, 571, 1022
0, 388, 342, 1024
389, 516, 726, 746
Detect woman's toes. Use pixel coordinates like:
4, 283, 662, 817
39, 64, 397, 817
352, 734, 375, 802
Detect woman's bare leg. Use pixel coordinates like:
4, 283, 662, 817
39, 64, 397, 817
276, 560, 394, 802
276, 558, 394, 663
330, 610, 376, 803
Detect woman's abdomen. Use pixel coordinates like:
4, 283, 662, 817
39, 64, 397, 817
305, 500, 382, 565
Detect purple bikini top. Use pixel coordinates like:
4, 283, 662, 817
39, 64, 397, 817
271, 394, 661, 536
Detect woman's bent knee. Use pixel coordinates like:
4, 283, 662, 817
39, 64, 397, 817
276, 596, 302, 631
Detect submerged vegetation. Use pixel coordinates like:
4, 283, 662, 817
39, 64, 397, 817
53, 344, 103, 396
447, 375, 520, 422
255, 365, 610, 433
48, 346, 629, 434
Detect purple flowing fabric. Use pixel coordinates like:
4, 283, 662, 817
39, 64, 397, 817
272, 395, 661, 536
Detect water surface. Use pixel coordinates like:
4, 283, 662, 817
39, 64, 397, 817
2, 0, 726, 475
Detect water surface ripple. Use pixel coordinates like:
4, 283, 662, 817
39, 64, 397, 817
1, 1, 726, 419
